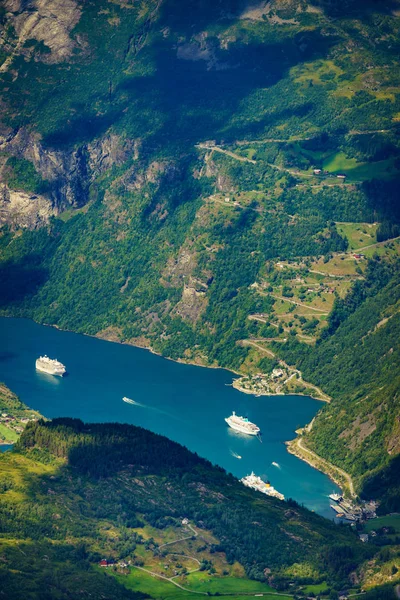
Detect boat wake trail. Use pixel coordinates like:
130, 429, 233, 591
123, 397, 186, 423
272, 461, 281, 469
230, 450, 242, 460
122, 397, 144, 407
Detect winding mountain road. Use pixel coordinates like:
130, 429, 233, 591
294, 437, 355, 497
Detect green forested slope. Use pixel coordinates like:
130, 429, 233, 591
0, 383, 43, 444
280, 258, 400, 504
0, 418, 376, 599
0, 0, 399, 504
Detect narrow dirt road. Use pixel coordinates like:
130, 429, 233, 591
295, 437, 355, 497
197, 143, 256, 164
268, 294, 330, 314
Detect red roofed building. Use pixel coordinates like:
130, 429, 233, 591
100, 559, 108, 567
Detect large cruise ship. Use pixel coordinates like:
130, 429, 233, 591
35, 355, 66, 377
225, 411, 260, 435
241, 472, 285, 500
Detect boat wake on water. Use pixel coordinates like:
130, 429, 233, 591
230, 450, 242, 459
272, 461, 281, 469
122, 397, 186, 423
122, 397, 144, 407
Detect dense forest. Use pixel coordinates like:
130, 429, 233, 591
279, 257, 400, 503
0, 0, 399, 573
0, 418, 392, 599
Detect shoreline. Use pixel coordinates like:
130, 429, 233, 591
54, 320, 344, 495
287, 436, 355, 499
232, 381, 330, 403
1, 314, 340, 496
2, 315, 329, 401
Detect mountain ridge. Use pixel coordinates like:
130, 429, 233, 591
0, 0, 399, 508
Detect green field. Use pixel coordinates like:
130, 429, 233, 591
112, 568, 292, 600
0, 423, 18, 443
364, 515, 400, 533
302, 582, 329, 594
335, 222, 378, 250
361, 238, 400, 259
184, 572, 278, 594
322, 153, 400, 182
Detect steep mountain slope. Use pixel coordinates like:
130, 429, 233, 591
0, 418, 377, 599
282, 258, 400, 504
0, 0, 399, 502
0, 382, 43, 444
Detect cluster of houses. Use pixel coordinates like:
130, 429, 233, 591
99, 559, 129, 569
0, 412, 37, 435
313, 168, 346, 180
233, 367, 293, 396
1, 413, 23, 434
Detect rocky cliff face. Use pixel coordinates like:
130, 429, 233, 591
0, 126, 134, 228
0, 184, 53, 229
0, 0, 82, 73
0, 0, 139, 228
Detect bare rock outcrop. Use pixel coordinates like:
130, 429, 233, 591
174, 279, 208, 323
0, 128, 135, 228
1, 0, 82, 72
0, 184, 54, 229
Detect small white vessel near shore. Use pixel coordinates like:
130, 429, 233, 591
329, 493, 343, 502
225, 411, 260, 436
241, 472, 284, 500
35, 355, 66, 377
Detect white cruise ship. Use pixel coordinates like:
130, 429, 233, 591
35, 355, 66, 377
225, 411, 260, 435
241, 472, 285, 500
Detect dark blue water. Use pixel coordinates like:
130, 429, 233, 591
0, 317, 340, 518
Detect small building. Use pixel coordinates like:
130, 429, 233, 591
271, 368, 284, 379
313, 169, 322, 175
339, 591, 349, 600
359, 534, 369, 543
100, 559, 108, 567
182, 518, 189, 525
337, 174, 346, 179
224, 197, 230, 203
354, 254, 362, 260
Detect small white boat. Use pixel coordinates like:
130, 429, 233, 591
123, 397, 136, 405
230, 451, 242, 460
329, 493, 343, 502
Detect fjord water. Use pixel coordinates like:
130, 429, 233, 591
0, 317, 340, 518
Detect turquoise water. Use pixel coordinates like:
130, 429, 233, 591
0, 317, 340, 518
0, 445, 13, 453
